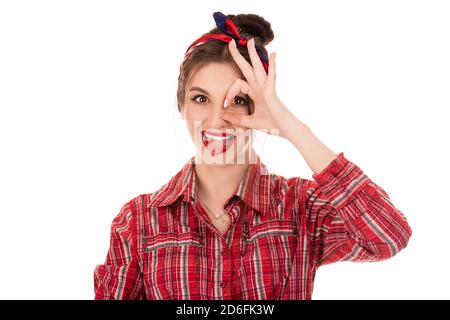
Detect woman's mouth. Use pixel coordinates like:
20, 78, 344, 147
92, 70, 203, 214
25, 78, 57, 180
201, 130, 236, 156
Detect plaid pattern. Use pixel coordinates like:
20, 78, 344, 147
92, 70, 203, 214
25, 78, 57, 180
94, 152, 412, 300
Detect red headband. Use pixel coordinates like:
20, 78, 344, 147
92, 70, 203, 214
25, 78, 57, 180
180, 12, 269, 74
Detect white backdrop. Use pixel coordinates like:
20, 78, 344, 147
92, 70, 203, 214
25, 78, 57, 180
0, 0, 449, 299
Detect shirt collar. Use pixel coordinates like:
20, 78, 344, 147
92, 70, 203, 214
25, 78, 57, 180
146, 152, 272, 216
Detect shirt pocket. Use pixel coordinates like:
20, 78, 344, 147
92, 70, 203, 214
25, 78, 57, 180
142, 232, 204, 252
141, 232, 206, 300
239, 219, 298, 300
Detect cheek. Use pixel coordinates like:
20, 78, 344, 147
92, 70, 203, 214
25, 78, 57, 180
185, 104, 208, 121
227, 104, 251, 116
185, 111, 206, 142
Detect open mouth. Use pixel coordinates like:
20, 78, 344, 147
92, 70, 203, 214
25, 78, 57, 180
201, 130, 236, 156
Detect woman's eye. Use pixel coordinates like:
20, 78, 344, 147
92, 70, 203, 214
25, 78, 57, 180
233, 96, 248, 105
191, 95, 248, 106
192, 95, 208, 104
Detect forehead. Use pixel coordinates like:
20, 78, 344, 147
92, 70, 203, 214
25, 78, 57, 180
189, 62, 243, 93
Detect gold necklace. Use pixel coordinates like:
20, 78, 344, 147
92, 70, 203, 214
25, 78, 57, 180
199, 196, 226, 219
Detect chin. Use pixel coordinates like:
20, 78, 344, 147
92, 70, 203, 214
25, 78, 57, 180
194, 145, 250, 165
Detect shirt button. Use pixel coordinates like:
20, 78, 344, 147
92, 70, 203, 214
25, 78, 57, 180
221, 248, 230, 256
220, 281, 229, 288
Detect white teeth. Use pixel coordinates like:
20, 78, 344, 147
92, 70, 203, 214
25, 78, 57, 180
204, 133, 235, 141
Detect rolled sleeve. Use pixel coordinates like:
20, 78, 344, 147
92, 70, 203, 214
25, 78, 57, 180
302, 152, 413, 266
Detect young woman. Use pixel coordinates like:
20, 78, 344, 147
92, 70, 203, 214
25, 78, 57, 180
94, 12, 412, 300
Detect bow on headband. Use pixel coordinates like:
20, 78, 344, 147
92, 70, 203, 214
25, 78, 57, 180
181, 11, 269, 74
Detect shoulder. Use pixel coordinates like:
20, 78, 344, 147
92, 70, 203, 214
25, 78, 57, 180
110, 193, 154, 237
268, 171, 313, 201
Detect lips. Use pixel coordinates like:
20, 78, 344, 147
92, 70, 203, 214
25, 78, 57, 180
201, 130, 236, 156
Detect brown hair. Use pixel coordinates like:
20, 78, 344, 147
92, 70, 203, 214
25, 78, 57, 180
177, 13, 275, 115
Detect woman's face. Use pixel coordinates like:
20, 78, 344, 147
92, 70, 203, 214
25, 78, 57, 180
181, 62, 253, 165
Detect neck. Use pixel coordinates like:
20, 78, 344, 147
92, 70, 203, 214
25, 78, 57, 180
194, 149, 256, 206
195, 162, 249, 205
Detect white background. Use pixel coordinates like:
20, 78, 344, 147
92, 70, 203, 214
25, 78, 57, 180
0, 0, 449, 299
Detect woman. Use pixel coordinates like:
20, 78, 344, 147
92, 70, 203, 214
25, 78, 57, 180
94, 12, 412, 300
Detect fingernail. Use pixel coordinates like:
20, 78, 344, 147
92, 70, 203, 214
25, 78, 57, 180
231, 39, 236, 47
223, 98, 228, 108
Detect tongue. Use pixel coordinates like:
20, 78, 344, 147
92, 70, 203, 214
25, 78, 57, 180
209, 139, 226, 156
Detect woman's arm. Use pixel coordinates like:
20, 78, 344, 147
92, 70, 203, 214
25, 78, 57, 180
280, 111, 412, 265
94, 199, 145, 299
279, 114, 339, 174
221, 38, 412, 266
297, 150, 413, 266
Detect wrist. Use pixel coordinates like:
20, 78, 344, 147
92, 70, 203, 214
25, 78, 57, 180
266, 96, 308, 140
277, 111, 308, 141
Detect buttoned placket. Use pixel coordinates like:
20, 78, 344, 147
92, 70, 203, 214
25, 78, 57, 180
191, 195, 248, 299
219, 203, 244, 299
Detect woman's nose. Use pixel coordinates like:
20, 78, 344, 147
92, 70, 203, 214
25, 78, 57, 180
207, 101, 229, 126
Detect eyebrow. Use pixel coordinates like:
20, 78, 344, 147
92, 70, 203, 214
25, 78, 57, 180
188, 86, 249, 98
188, 86, 210, 95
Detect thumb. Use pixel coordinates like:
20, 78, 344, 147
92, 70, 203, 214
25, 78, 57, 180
221, 111, 253, 128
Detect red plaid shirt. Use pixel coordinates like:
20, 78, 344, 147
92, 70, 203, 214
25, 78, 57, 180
94, 152, 412, 300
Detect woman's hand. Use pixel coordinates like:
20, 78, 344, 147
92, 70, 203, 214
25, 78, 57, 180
223, 38, 339, 174
221, 38, 299, 139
